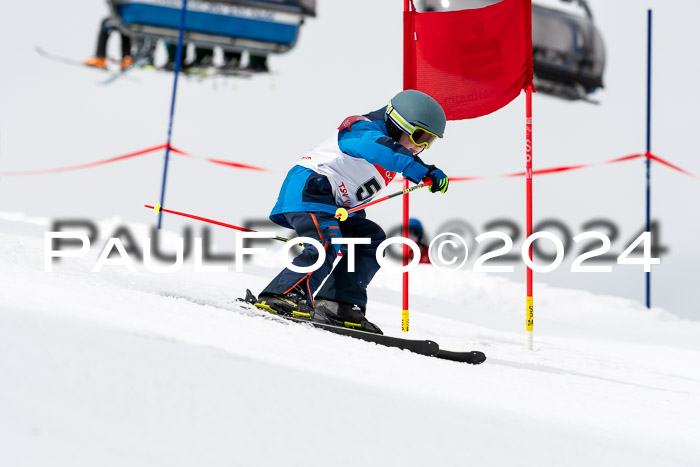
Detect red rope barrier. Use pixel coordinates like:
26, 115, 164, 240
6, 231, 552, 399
395, 153, 696, 183
0, 145, 695, 181
0, 143, 268, 176
168, 146, 268, 172
646, 153, 697, 178
0, 144, 167, 176
605, 153, 644, 164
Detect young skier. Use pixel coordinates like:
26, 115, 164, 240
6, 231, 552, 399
254, 89, 449, 334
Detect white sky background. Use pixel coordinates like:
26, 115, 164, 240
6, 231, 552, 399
0, 0, 698, 319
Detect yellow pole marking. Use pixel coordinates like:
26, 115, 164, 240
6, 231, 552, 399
335, 207, 348, 221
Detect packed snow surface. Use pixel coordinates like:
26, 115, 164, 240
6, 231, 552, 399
2, 1, 700, 463
1, 215, 699, 466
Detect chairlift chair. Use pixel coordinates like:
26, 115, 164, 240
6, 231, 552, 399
420, 0, 606, 102
107, 0, 316, 56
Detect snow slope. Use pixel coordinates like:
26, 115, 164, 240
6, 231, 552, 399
2, 215, 699, 466
2, 0, 700, 464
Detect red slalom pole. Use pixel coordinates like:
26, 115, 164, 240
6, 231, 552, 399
525, 84, 534, 350
402, 178, 410, 332
144, 204, 292, 243
403, 0, 415, 333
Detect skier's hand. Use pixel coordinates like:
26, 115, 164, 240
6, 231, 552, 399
423, 165, 449, 193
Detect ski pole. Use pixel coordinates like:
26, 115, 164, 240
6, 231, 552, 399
145, 203, 293, 243
334, 181, 432, 221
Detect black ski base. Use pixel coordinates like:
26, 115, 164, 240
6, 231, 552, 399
240, 290, 486, 365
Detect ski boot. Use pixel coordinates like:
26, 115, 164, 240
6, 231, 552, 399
247, 55, 269, 72
84, 56, 106, 69
313, 299, 383, 335
120, 56, 133, 70
255, 285, 314, 319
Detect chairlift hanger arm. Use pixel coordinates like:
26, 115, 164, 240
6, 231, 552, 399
559, 0, 593, 21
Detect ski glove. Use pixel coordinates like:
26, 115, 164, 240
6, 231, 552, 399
423, 165, 449, 193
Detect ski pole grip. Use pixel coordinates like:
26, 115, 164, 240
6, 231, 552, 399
335, 207, 349, 221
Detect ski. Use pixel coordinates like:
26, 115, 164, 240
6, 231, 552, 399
214, 66, 279, 78
35, 45, 110, 69
239, 290, 486, 365
36, 46, 262, 83
34, 46, 138, 82
107, 63, 256, 81
99, 57, 151, 85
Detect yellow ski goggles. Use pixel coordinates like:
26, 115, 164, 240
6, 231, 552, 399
386, 102, 440, 149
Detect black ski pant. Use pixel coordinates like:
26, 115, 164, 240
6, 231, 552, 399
95, 17, 131, 59
261, 211, 385, 308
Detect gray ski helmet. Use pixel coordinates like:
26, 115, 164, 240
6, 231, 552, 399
385, 89, 446, 139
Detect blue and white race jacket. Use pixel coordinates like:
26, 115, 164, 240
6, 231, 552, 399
269, 109, 431, 229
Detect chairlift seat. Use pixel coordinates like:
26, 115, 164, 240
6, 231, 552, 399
420, 0, 606, 100
532, 3, 605, 93
109, 0, 315, 54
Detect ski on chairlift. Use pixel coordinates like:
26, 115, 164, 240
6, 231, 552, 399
107, 0, 316, 57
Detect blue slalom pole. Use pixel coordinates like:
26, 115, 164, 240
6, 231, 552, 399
645, 9, 652, 308
157, 0, 188, 229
